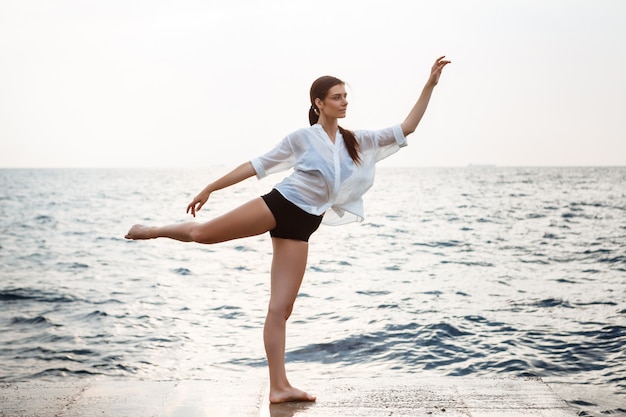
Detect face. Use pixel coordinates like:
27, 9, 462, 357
315, 84, 348, 120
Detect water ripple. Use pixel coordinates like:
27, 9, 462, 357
1, 167, 624, 417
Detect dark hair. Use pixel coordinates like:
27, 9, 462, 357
308, 76, 361, 165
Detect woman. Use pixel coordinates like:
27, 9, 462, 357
125, 56, 450, 403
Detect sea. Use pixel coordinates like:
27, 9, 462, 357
0, 166, 625, 416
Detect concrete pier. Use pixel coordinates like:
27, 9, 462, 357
0, 377, 576, 416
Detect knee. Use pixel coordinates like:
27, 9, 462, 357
267, 302, 294, 321
189, 225, 206, 243
189, 224, 216, 244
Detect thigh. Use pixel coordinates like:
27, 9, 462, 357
269, 238, 309, 313
193, 197, 276, 244
261, 189, 322, 242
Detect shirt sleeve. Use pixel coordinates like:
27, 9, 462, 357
250, 134, 296, 179
356, 124, 408, 162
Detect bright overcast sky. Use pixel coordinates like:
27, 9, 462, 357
1, 0, 624, 168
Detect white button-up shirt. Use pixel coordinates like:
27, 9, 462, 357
251, 124, 407, 225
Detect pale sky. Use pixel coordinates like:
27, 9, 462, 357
1, 0, 624, 168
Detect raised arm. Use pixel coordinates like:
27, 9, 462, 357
401, 56, 451, 137
186, 161, 256, 217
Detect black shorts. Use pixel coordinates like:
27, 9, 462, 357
261, 189, 323, 242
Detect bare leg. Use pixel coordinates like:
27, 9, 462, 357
264, 238, 316, 404
126, 200, 315, 401
125, 198, 276, 244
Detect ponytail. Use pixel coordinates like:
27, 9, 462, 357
309, 76, 361, 166
308, 105, 319, 126
338, 126, 361, 166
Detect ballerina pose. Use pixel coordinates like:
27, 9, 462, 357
126, 56, 450, 403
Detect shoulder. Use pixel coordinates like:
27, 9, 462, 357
354, 125, 404, 140
297, 125, 319, 135
352, 125, 407, 153
288, 126, 320, 142
274, 126, 318, 151
353, 128, 378, 144
274, 127, 310, 144
354, 125, 393, 136
286, 126, 318, 138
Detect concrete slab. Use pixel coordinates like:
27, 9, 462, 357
1, 379, 263, 417
262, 377, 576, 417
0, 380, 88, 417
0, 377, 576, 417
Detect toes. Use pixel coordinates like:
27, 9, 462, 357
269, 388, 316, 403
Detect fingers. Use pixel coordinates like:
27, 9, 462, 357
434, 56, 451, 68
186, 197, 207, 218
186, 191, 210, 218
431, 56, 451, 79
186, 201, 198, 217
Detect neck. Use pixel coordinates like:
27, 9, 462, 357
317, 115, 339, 142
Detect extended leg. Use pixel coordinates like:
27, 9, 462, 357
125, 198, 276, 244
264, 237, 316, 403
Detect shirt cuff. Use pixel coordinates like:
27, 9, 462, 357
393, 124, 408, 148
250, 158, 266, 179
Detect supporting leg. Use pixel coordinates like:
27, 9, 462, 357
264, 237, 316, 403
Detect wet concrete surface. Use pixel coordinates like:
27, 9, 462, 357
1, 377, 576, 416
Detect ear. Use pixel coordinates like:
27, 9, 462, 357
314, 97, 323, 109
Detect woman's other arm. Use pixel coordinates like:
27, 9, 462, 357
186, 161, 256, 217
401, 56, 451, 137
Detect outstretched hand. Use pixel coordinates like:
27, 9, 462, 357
186, 192, 210, 217
427, 56, 451, 87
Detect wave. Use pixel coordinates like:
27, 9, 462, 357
10, 315, 61, 327
0, 288, 80, 303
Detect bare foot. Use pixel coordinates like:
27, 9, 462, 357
269, 386, 316, 404
124, 225, 155, 240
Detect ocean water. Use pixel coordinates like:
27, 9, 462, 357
0, 167, 625, 416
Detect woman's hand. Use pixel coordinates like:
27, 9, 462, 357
401, 55, 451, 136
184, 162, 256, 218
427, 56, 451, 87
186, 191, 210, 217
